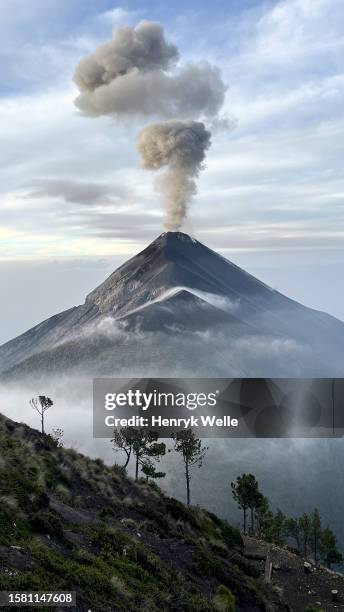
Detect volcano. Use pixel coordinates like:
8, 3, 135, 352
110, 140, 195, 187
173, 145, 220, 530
1, 231, 344, 378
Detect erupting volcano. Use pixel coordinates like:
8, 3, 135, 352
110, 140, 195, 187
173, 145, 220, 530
1, 232, 344, 379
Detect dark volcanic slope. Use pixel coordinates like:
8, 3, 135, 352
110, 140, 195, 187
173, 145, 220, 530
84, 232, 343, 344
122, 290, 258, 333
1, 231, 344, 377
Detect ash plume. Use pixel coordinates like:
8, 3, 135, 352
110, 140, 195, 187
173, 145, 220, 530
74, 20, 225, 120
137, 121, 211, 229
73, 20, 227, 228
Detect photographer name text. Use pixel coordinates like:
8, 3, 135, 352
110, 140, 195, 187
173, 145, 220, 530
104, 415, 239, 429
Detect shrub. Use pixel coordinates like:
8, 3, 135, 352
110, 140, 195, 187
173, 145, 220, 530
30, 511, 64, 540
112, 463, 127, 477
194, 543, 220, 577
165, 498, 198, 527
54, 483, 70, 502
214, 584, 236, 611
99, 506, 116, 519
0, 504, 30, 545
42, 434, 58, 450
206, 513, 243, 551
145, 480, 161, 494
90, 525, 133, 557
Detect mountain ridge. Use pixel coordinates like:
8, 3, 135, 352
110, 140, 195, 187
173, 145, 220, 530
1, 231, 344, 378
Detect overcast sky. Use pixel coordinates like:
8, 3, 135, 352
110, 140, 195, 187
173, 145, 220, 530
1, 0, 344, 343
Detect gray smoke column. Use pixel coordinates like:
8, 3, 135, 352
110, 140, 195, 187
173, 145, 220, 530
73, 20, 225, 120
73, 20, 227, 229
137, 121, 211, 229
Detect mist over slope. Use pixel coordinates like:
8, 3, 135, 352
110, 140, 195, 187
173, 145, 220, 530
1, 231, 344, 378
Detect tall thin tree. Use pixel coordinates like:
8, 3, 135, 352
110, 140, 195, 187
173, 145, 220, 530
231, 473, 258, 534
299, 513, 311, 557
30, 395, 53, 434
311, 508, 322, 564
172, 429, 208, 507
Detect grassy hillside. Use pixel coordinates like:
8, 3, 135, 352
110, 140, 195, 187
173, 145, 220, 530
0, 413, 286, 611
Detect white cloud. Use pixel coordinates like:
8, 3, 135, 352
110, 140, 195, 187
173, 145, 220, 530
0, 0, 343, 261
97, 7, 141, 27
254, 0, 344, 63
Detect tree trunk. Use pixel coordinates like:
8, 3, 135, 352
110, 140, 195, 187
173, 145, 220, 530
243, 507, 247, 533
135, 452, 139, 480
124, 449, 131, 469
314, 534, 317, 563
185, 461, 190, 507
250, 506, 254, 535
41, 412, 44, 434
303, 538, 307, 557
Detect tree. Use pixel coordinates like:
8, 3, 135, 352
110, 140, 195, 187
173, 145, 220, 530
112, 427, 166, 480
248, 476, 262, 534
172, 429, 208, 507
141, 460, 166, 481
299, 513, 311, 557
255, 494, 273, 538
30, 396, 53, 434
285, 517, 301, 551
132, 429, 166, 481
320, 527, 342, 569
311, 508, 322, 564
268, 509, 286, 546
111, 427, 136, 469
231, 473, 259, 534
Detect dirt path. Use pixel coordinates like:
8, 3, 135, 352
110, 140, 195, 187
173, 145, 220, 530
244, 536, 344, 611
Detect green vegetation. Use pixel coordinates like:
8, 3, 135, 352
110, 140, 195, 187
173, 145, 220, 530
213, 585, 236, 611
172, 428, 208, 507
231, 473, 260, 534
112, 426, 208, 504
0, 414, 276, 611
2, 408, 342, 611
112, 427, 166, 480
231, 473, 342, 568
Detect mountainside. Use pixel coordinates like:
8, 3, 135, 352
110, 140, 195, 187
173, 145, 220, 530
0, 412, 287, 611
2, 414, 344, 611
1, 231, 344, 378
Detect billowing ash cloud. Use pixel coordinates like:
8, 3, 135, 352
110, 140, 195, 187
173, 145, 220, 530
137, 121, 211, 229
74, 20, 225, 120
74, 21, 178, 92
74, 20, 226, 228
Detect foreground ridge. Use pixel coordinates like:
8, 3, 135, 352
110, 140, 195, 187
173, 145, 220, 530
0, 413, 287, 611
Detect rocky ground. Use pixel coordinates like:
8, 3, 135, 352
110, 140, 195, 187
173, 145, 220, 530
244, 536, 344, 611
